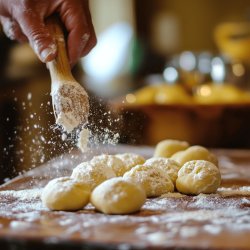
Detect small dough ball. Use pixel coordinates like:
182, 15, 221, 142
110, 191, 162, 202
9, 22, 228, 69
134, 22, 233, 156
154, 139, 189, 158
171, 145, 218, 167
145, 157, 181, 184
176, 160, 221, 195
123, 164, 174, 197
41, 177, 90, 211
71, 160, 116, 190
91, 154, 124, 177
90, 177, 146, 214
115, 153, 145, 176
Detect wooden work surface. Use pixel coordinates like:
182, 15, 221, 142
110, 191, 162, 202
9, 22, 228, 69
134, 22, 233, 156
0, 145, 250, 250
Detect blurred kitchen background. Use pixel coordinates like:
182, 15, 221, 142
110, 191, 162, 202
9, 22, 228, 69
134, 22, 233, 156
1, 0, 250, 183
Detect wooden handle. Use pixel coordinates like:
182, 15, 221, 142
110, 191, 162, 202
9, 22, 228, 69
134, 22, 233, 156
46, 16, 74, 83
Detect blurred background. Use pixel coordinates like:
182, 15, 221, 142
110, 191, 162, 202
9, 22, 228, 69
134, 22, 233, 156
1, 0, 250, 183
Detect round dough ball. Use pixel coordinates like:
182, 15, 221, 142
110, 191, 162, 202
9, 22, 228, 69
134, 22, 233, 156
154, 139, 189, 158
115, 153, 145, 176
41, 177, 90, 211
171, 145, 218, 167
90, 177, 146, 214
145, 157, 181, 184
71, 160, 116, 190
123, 164, 174, 197
176, 160, 221, 195
91, 154, 124, 177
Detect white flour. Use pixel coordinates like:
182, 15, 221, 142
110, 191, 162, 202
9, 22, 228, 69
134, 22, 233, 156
123, 164, 174, 197
3, 87, 96, 174
144, 157, 180, 183
2, 18, 16, 40
71, 160, 116, 190
91, 154, 124, 176
77, 128, 89, 152
217, 186, 250, 196
0, 186, 249, 247
51, 82, 89, 133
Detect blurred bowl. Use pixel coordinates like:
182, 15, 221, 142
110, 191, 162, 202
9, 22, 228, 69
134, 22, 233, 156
193, 83, 250, 104
125, 84, 193, 105
111, 101, 250, 148
214, 22, 250, 63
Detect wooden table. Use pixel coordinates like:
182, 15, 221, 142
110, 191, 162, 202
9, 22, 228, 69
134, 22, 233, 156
0, 145, 250, 250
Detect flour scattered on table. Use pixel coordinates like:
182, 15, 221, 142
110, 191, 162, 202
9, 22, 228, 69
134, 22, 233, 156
217, 186, 250, 196
0, 186, 250, 246
0, 188, 42, 201
0, 189, 44, 218
10, 221, 33, 230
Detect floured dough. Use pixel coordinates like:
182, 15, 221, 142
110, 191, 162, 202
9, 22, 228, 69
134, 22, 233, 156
154, 139, 189, 158
90, 177, 146, 214
115, 153, 145, 176
171, 145, 218, 167
71, 160, 116, 190
123, 164, 174, 197
41, 177, 90, 211
91, 154, 124, 177
145, 157, 181, 184
176, 160, 221, 195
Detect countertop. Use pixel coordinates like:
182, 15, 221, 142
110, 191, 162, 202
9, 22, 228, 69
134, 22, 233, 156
0, 145, 250, 250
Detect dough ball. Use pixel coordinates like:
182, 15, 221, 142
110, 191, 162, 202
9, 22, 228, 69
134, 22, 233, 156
115, 153, 145, 176
176, 160, 221, 195
41, 177, 90, 211
91, 154, 124, 177
71, 160, 116, 190
90, 177, 146, 214
123, 164, 174, 197
154, 139, 189, 158
171, 145, 218, 167
145, 157, 181, 184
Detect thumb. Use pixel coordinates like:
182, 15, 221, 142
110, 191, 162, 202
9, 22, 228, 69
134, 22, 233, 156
17, 13, 57, 63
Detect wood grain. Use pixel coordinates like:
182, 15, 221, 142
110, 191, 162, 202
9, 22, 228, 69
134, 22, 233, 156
46, 16, 74, 83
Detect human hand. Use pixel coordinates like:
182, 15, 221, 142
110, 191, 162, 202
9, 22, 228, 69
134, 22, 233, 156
0, 0, 96, 66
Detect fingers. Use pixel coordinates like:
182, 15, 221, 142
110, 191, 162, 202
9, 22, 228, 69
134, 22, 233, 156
0, 16, 27, 42
15, 11, 57, 63
60, 0, 96, 66
0, 0, 96, 65
80, 0, 97, 56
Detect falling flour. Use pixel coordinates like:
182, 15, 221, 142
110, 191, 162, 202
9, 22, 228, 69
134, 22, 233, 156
77, 128, 89, 152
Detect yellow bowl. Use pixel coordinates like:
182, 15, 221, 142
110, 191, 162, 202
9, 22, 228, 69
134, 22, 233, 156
214, 22, 250, 62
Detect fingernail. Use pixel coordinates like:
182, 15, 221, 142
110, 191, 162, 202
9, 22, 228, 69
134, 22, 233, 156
41, 44, 57, 62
